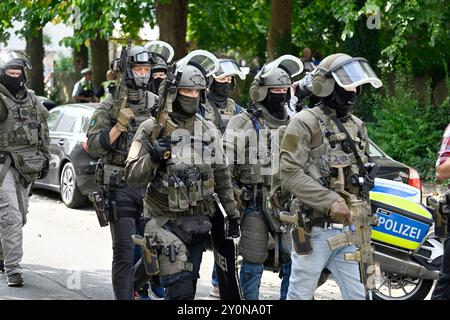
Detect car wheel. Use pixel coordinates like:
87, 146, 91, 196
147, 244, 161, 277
60, 162, 87, 208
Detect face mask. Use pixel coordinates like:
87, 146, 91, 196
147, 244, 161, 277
262, 91, 287, 120
174, 94, 200, 116
132, 69, 150, 89
1, 73, 25, 96
325, 83, 357, 118
151, 77, 164, 94
211, 80, 232, 98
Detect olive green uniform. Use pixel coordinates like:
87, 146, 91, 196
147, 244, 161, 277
125, 113, 239, 299
279, 103, 368, 300
0, 83, 50, 278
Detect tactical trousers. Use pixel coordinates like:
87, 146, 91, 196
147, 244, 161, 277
431, 236, 450, 300
0, 165, 29, 278
109, 185, 145, 300
287, 226, 367, 300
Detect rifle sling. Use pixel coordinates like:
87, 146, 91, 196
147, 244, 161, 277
329, 115, 367, 178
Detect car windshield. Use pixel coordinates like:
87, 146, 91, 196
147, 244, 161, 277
368, 140, 386, 158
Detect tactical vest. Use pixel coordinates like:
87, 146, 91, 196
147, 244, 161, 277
145, 115, 217, 218
203, 97, 239, 133
232, 102, 289, 187
79, 79, 93, 97
101, 92, 155, 184
0, 87, 46, 179
304, 105, 368, 218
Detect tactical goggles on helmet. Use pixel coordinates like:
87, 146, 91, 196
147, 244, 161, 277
325, 57, 382, 89
176, 50, 219, 78
0, 51, 32, 70
130, 51, 152, 65
213, 59, 246, 80
260, 55, 304, 79
144, 40, 174, 63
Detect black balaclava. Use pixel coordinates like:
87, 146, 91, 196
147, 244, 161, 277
208, 80, 233, 108
323, 82, 357, 118
150, 77, 164, 95
262, 91, 287, 120
173, 93, 201, 117
1, 71, 25, 97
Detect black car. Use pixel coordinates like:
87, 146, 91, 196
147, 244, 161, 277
33, 103, 100, 208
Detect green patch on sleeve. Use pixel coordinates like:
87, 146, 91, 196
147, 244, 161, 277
282, 133, 300, 153
89, 118, 97, 127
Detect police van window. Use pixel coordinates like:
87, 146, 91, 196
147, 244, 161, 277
53, 109, 76, 133
47, 109, 62, 130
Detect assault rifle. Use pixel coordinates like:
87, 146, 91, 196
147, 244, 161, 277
326, 165, 381, 297
111, 41, 132, 119
149, 63, 179, 146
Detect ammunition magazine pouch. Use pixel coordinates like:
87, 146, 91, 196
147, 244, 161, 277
168, 215, 212, 245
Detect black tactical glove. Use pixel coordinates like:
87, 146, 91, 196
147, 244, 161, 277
150, 139, 172, 164
37, 159, 50, 179
226, 217, 240, 239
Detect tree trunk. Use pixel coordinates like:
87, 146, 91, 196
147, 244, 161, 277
73, 44, 89, 74
25, 28, 45, 95
156, 0, 189, 60
267, 0, 292, 61
90, 36, 109, 90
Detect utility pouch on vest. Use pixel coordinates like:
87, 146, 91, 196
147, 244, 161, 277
201, 172, 214, 198
88, 191, 109, 227
291, 226, 313, 255
187, 182, 199, 207
20, 156, 44, 174
169, 215, 212, 245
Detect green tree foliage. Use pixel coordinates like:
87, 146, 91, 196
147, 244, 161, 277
187, 0, 270, 60
364, 68, 450, 182
52, 0, 156, 49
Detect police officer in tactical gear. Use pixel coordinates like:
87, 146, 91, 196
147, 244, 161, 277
86, 45, 158, 300
223, 55, 304, 300
144, 40, 174, 96
201, 59, 246, 133
0, 50, 50, 287
279, 53, 382, 300
125, 50, 241, 300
